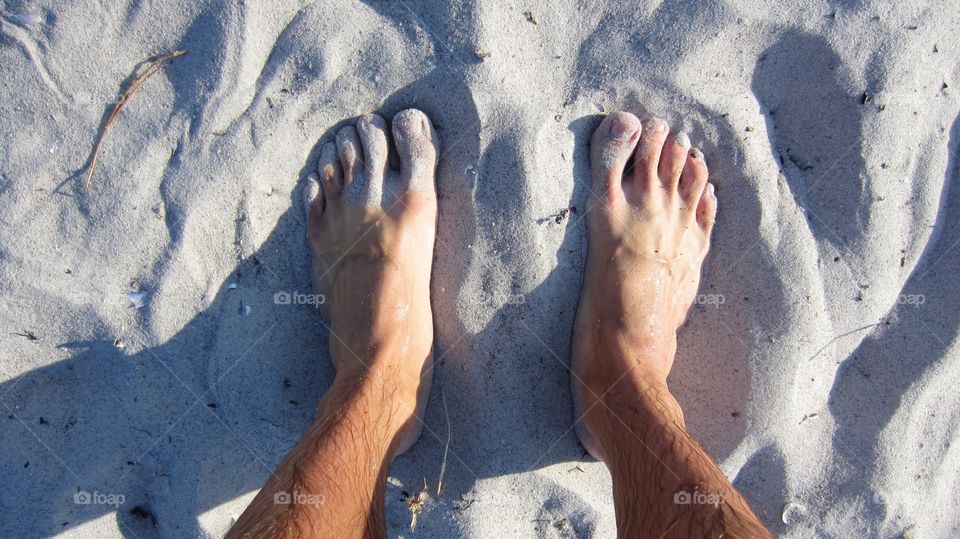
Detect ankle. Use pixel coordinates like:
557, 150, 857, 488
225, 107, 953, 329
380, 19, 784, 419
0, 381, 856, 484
573, 324, 677, 386
325, 357, 423, 435
329, 316, 430, 391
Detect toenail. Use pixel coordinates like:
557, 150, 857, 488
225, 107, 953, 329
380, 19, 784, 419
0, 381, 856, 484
646, 118, 668, 132
322, 163, 338, 181
395, 110, 426, 137
690, 148, 704, 160
360, 114, 385, 129
707, 183, 715, 196
611, 118, 636, 142
676, 132, 691, 149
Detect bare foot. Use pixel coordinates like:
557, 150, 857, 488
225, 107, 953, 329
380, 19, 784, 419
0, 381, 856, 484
572, 112, 716, 461
303, 109, 439, 453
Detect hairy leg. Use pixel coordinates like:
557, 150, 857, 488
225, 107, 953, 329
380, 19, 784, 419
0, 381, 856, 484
228, 110, 439, 538
226, 372, 414, 537
572, 112, 771, 537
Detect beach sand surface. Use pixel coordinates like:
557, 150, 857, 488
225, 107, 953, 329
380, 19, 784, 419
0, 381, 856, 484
1, 0, 958, 536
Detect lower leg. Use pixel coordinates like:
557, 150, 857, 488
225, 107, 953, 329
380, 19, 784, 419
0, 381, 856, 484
584, 355, 770, 536
228, 110, 439, 538
227, 365, 416, 537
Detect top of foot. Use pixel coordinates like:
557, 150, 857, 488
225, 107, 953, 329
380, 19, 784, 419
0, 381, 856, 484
584, 112, 715, 334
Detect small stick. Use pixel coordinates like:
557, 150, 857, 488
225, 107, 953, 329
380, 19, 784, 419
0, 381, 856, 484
437, 388, 451, 496
83, 49, 187, 191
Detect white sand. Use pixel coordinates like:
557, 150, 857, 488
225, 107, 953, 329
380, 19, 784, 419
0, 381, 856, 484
1, 0, 959, 536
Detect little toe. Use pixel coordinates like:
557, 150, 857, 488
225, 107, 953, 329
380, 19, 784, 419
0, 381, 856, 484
304, 174, 326, 251
589, 112, 641, 203
696, 182, 718, 232
679, 148, 709, 215
335, 125, 363, 194
357, 113, 389, 205
658, 131, 691, 192
392, 109, 438, 196
317, 141, 342, 207
303, 174, 322, 223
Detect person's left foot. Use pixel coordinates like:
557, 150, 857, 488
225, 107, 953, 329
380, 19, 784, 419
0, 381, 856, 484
570, 112, 716, 461
303, 110, 439, 453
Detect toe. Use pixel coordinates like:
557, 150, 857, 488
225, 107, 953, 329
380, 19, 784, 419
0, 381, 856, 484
335, 125, 363, 190
317, 141, 342, 207
304, 175, 326, 250
658, 131, 691, 192
696, 182, 717, 232
589, 112, 641, 203
679, 148, 709, 215
633, 118, 669, 187
392, 109, 438, 194
357, 113, 389, 204
303, 174, 322, 222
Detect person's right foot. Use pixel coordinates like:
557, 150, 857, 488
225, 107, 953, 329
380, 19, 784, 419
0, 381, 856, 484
571, 112, 717, 462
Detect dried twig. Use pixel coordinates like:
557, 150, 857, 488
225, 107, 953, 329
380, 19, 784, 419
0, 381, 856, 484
83, 49, 187, 191
13, 330, 39, 341
404, 478, 430, 531
437, 388, 451, 495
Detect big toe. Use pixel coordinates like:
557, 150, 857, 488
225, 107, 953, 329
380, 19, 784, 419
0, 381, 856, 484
392, 109, 438, 199
589, 112, 641, 204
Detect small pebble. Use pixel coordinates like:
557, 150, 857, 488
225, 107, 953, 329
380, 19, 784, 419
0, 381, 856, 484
127, 292, 146, 309
8, 13, 42, 27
